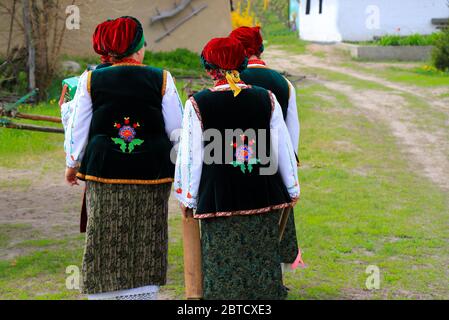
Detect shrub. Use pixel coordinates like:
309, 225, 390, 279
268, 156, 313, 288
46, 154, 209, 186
432, 28, 449, 72
143, 49, 202, 76
376, 33, 439, 46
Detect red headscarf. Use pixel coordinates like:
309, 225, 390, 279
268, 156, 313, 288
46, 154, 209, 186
92, 22, 110, 63
201, 37, 247, 71
201, 37, 248, 97
92, 16, 145, 61
229, 26, 264, 58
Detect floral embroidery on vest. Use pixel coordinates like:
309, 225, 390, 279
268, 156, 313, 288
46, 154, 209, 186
230, 135, 261, 174
112, 117, 144, 153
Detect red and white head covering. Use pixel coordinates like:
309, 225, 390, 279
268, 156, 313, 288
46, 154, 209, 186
92, 16, 145, 62
229, 26, 264, 58
201, 37, 248, 97
92, 22, 111, 63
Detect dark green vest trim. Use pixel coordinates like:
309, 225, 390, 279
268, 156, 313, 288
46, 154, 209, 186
192, 86, 292, 217
240, 67, 290, 119
78, 65, 174, 184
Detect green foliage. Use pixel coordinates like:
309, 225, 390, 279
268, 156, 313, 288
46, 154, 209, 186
376, 33, 439, 46
255, 9, 306, 54
143, 48, 202, 77
351, 33, 440, 47
432, 28, 449, 72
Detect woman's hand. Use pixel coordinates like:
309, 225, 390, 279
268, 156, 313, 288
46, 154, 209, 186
65, 167, 79, 186
181, 203, 194, 219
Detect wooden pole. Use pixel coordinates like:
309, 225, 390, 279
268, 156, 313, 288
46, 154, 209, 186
15, 113, 61, 123
279, 207, 292, 242
1, 120, 64, 134
182, 216, 203, 300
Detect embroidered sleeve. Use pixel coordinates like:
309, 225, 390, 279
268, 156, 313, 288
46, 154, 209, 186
162, 71, 184, 142
285, 79, 301, 155
63, 71, 93, 168
270, 93, 300, 199
174, 99, 204, 209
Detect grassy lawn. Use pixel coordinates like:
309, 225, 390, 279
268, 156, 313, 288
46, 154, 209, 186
0, 103, 63, 168
285, 83, 448, 299
340, 62, 449, 88
0, 219, 186, 300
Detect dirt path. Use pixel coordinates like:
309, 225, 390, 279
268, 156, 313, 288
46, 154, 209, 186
0, 164, 180, 260
265, 46, 449, 191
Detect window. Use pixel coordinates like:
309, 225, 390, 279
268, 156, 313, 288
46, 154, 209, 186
306, 0, 311, 15
319, 0, 323, 14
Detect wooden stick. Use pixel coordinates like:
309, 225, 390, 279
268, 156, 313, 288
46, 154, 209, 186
279, 207, 292, 242
155, 4, 208, 43
1, 120, 63, 134
150, 0, 193, 24
22, 0, 36, 91
15, 113, 61, 123
59, 84, 68, 108
182, 215, 203, 300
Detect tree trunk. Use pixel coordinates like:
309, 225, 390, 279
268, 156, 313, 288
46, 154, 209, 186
22, 0, 36, 92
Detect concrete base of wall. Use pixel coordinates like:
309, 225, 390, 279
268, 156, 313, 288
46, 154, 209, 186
337, 43, 433, 61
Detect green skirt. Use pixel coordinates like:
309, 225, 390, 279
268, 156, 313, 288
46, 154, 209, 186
200, 211, 288, 300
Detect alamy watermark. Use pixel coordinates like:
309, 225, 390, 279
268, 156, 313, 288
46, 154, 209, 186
365, 265, 381, 290
65, 265, 80, 290
365, 5, 381, 30
170, 128, 283, 176
65, 5, 80, 30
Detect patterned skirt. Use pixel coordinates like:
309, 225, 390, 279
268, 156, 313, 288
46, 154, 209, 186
200, 211, 288, 300
81, 181, 172, 295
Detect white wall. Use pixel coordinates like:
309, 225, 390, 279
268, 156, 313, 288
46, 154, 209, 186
338, 0, 449, 42
299, 0, 341, 42
299, 0, 449, 43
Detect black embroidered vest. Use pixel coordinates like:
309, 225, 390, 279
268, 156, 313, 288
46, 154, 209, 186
77, 65, 174, 184
192, 86, 292, 218
240, 66, 290, 119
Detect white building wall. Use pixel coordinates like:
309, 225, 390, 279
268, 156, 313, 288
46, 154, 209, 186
299, 0, 341, 42
299, 0, 449, 43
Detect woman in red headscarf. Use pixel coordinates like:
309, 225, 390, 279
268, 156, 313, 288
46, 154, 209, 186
175, 37, 300, 300
63, 17, 183, 300
230, 26, 302, 276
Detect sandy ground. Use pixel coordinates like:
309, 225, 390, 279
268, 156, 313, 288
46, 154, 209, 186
0, 164, 180, 261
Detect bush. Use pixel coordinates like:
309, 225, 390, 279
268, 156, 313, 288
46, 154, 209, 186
432, 28, 449, 72
376, 33, 439, 46
143, 48, 202, 76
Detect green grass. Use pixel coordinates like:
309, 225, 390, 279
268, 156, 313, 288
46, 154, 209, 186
0, 103, 63, 168
284, 83, 448, 299
144, 49, 203, 77
257, 10, 306, 54
340, 62, 449, 88
348, 33, 440, 47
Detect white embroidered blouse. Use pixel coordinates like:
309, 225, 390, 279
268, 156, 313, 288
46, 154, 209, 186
174, 84, 300, 209
62, 70, 184, 168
